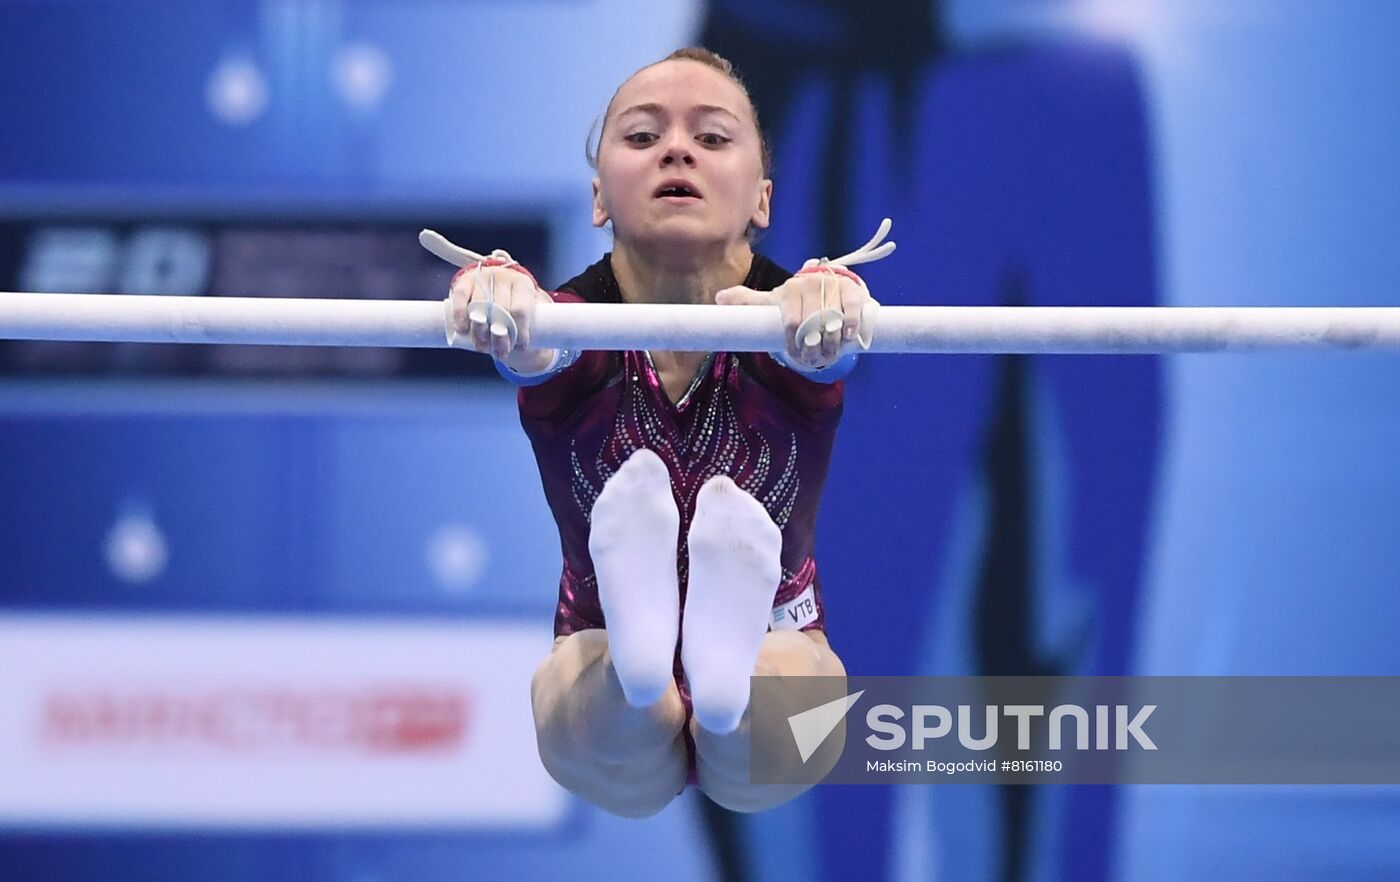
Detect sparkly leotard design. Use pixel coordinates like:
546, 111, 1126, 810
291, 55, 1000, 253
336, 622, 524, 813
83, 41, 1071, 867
572, 359, 799, 533
570, 351, 803, 584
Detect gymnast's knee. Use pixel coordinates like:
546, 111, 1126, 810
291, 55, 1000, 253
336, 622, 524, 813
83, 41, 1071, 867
536, 739, 687, 819
530, 631, 687, 765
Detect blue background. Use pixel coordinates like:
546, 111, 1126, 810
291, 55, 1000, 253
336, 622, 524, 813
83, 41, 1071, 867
3, 1, 1400, 880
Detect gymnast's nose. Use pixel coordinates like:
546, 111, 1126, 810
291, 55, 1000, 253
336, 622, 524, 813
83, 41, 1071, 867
659, 135, 696, 168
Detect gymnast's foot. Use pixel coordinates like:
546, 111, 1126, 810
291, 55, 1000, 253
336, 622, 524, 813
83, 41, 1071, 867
589, 448, 681, 708
682, 475, 784, 735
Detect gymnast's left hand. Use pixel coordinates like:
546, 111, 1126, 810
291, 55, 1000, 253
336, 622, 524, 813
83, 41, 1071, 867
715, 268, 871, 369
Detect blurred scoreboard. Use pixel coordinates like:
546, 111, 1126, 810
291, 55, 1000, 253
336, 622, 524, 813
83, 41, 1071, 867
0, 216, 549, 377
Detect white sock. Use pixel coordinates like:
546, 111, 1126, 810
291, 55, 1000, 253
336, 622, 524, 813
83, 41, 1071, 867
588, 448, 681, 708
681, 475, 784, 734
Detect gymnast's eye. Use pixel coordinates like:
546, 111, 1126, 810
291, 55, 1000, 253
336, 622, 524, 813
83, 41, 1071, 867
696, 132, 731, 147
624, 132, 658, 145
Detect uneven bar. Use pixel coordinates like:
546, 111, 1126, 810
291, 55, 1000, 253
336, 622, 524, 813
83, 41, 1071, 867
4, 292, 1400, 354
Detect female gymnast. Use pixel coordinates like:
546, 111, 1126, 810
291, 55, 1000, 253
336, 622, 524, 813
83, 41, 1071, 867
442, 48, 890, 817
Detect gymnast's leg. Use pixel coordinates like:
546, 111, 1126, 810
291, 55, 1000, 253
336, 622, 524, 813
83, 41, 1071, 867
680, 474, 848, 812
530, 447, 692, 818
690, 629, 848, 813
531, 630, 689, 818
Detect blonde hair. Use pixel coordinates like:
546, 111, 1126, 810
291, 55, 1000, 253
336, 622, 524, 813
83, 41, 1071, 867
585, 47, 773, 178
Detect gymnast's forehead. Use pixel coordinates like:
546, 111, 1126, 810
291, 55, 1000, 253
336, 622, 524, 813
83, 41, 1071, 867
604, 60, 756, 130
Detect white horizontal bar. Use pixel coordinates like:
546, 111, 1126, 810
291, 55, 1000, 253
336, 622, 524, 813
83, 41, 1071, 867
3, 292, 1400, 354
0, 293, 447, 349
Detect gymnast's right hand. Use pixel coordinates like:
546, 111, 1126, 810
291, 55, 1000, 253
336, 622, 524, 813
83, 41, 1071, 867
446, 259, 556, 374
420, 229, 556, 373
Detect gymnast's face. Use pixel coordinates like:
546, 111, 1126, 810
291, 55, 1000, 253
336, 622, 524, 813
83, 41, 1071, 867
592, 60, 772, 253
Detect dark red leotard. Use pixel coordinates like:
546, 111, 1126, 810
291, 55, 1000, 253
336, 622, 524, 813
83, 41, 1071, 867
508, 253, 851, 782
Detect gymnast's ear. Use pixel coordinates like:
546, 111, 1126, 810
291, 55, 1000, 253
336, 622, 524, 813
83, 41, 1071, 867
592, 176, 609, 228
750, 177, 772, 230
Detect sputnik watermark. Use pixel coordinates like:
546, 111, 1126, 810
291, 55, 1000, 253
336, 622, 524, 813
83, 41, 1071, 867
863, 702, 1156, 752
785, 692, 1154, 773
750, 676, 1400, 785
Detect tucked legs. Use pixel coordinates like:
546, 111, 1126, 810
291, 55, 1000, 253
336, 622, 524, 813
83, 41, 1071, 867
692, 630, 848, 813
530, 630, 689, 818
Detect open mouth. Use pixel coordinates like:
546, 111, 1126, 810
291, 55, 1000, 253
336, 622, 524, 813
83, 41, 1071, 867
654, 181, 702, 199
